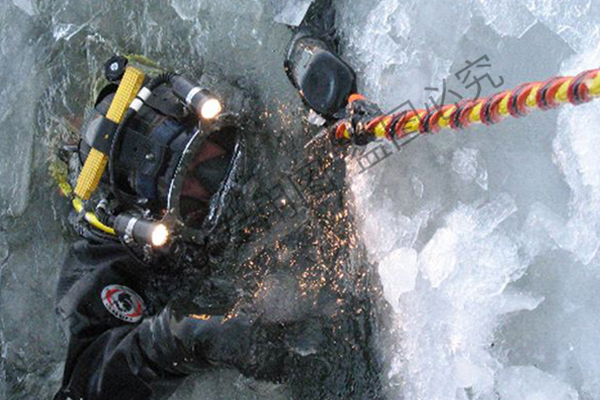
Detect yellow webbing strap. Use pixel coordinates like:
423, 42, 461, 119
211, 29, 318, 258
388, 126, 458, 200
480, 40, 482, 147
74, 67, 145, 200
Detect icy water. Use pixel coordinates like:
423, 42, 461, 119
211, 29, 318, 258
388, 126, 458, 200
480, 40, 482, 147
1, 0, 600, 400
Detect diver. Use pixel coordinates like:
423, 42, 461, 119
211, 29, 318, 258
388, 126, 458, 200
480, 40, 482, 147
53, 1, 359, 399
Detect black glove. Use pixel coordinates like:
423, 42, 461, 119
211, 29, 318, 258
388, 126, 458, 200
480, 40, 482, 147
138, 306, 292, 382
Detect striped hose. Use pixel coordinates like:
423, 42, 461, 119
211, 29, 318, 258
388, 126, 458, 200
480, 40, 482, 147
334, 67, 600, 142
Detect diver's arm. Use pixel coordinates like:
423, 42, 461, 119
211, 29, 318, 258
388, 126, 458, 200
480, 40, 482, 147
56, 306, 267, 400
54, 241, 277, 400
54, 242, 187, 400
55, 320, 185, 400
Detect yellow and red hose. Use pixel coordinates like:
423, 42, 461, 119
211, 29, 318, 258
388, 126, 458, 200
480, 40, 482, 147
334, 67, 600, 142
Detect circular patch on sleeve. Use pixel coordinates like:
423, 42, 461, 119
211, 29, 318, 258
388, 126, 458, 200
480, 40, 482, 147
101, 284, 145, 323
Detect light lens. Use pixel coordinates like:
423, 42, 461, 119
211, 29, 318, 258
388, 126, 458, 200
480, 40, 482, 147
151, 224, 169, 247
200, 98, 222, 120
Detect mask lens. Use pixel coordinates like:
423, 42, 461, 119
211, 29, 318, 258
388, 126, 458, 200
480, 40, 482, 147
175, 127, 238, 229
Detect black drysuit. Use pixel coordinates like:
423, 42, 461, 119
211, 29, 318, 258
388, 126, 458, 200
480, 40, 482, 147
53, 240, 258, 400
53, 6, 357, 397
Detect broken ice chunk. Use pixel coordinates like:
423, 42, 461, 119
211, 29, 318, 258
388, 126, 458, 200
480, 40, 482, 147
273, 0, 314, 27
452, 148, 479, 182
525, 202, 600, 264
497, 366, 579, 400
475, 0, 536, 38
472, 193, 517, 238
12, 0, 35, 16
418, 228, 458, 288
379, 248, 418, 307
452, 148, 489, 190
497, 291, 544, 315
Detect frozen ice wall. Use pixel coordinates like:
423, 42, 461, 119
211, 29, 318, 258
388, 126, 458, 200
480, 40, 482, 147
338, 0, 600, 399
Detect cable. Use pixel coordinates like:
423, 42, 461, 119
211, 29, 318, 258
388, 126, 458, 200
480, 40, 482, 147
108, 72, 177, 206
334, 67, 600, 143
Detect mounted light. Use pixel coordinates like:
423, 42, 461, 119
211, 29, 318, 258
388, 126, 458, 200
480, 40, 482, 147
150, 223, 169, 247
200, 98, 222, 120
171, 75, 222, 120
114, 214, 170, 247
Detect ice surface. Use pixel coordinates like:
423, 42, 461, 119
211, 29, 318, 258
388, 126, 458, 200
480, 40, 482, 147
340, 0, 600, 399
474, 0, 537, 38
170, 0, 206, 21
0, 3, 38, 217
273, 0, 314, 27
497, 366, 579, 400
379, 195, 542, 400
378, 248, 418, 306
475, 0, 600, 52
12, 0, 35, 16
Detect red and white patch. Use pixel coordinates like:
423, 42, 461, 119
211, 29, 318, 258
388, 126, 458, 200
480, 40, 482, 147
101, 285, 144, 323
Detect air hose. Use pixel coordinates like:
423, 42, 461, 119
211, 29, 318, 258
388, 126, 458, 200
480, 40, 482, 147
72, 197, 116, 235
333, 67, 600, 143
108, 72, 175, 206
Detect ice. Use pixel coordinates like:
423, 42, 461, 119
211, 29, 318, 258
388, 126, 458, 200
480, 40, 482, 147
475, 0, 600, 52
52, 23, 81, 41
169, 0, 206, 21
12, 0, 36, 16
0, 2, 37, 217
451, 148, 489, 190
0, 232, 8, 265
474, 0, 537, 38
337, 0, 468, 110
411, 176, 424, 199
378, 248, 418, 306
418, 228, 458, 288
497, 366, 579, 400
452, 148, 479, 182
340, 0, 600, 398
359, 191, 533, 399
518, 43, 600, 265
273, 0, 313, 27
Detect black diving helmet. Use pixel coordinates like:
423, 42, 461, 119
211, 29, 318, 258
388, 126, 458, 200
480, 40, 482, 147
78, 68, 242, 248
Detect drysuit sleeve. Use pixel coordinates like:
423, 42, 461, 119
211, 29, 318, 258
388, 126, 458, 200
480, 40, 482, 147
54, 241, 270, 400
53, 241, 191, 400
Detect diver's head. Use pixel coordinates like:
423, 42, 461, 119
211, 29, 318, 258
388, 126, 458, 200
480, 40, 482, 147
75, 60, 241, 252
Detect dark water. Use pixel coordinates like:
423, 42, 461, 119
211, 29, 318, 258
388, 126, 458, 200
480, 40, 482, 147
0, 1, 388, 399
